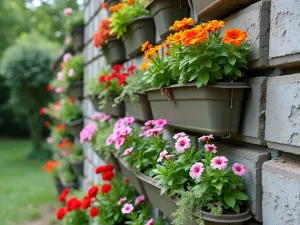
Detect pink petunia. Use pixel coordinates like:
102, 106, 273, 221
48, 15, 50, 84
124, 116, 135, 124
64, 37, 72, 45
134, 195, 145, 205
189, 162, 204, 179
232, 163, 246, 176
115, 137, 125, 150
198, 134, 214, 142
55, 87, 62, 93
155, 119, 167, 128
157, 150, 168, 163
117, 197, 127, 205
145, 219, 154, 225
68, 68, 75, 77
139, 132, 146, 137
79, 123, 97, 143
175, 136, 191, 153
63, 53, 72, 63
106, 134, 114, 146
63, 8, 73, 16
141, 126, 150, 131
121, 203, 134, 214
145, 120, 155, 127
211, 156, 228, 170
91, 112, 102, 121
101, 114, 111, 122
204, 144, 217, 153
173, 132, 186, 140
120, 126, 132, 136
123, 147, 133, 155
47, 137, 53, 144
57, 71, 63, 80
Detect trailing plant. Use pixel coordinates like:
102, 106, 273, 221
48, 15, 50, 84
62, 54, 84, 90
109, 0, 150, 38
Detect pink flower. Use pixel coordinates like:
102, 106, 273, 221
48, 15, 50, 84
117, 197, 127, 205
57, 71, 63, 80
68, 68, 75, 77
47, 137, 53, 144
121, 126, 132, 136
124, 117, 135, 124
63, 53, 72, 63
145, 129, 154, 137
146, 128, 163, 137
64, 37, 72, 45
123, 147, 133, 155
189, 162, 204, 179
145, 120, 155, 127
80, 124, 97, 143
173, 132, 186, 140
211, 156, 228, 170
155, 119, 167, 128
232, 163, 246, 176
91, 112, 102, 121
106, 134, 114, 146
101, 114, 111, 122
121, 203, 134, 214
55, 87, 62, 93
134, 195, 145, 205
115, 137, 125, 150
175, 136, 191, 153
145, 219, 154, 225
157, 150, 168, 163
139, 132, 146, 137
198, 134, 214, 142
63, 8, 73, 16
116, 118, 125, 127
141, 126, 150, 131
54, 103, 61, 111
62, 150, 67, 156
204, 144, 217, 153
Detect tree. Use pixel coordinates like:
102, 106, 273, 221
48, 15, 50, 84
1, 33, 58, 151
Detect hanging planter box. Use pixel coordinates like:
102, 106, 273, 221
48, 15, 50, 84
146, 0, 190, 38
54, 178, 64, 195
90, 93, 125, 117
124, 93, 153, 122
70, 160, 84, 176
122, 16, 156, 58
193, 0, 258, 20
145, 83, 249, 136
102, 37, 127, 65
117, 157, 146, 196
72, 27, 84, 53
68, 80, 84, 99
65, 118, 84, 138
194, 209, 252, 225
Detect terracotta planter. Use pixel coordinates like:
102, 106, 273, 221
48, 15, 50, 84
72, 27, 84, 53
65, 118, 84, 138
102, 37, 126, 65
54, 179, 64, 195
124, 93, 153, 122
195, 209, 252, 225
90, 93, 125, 117
68, 80, 84, 99
122, 16, 156, 58
193, 0, 258, 20
117, 157, 146, 196
145, 82, 249, 136
146, 0, 190, 38
70, 160, 83, 176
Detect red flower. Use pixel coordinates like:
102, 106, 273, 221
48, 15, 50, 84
124, 178, 129, 184
100, 184, 111, 194
46, 84, 53, 91
56, 208, 66, 220
58, 193, 67, 202
95, 166, 105, 174
44, 121, 50, 127
66, 198, 74, 211
102, 171, 115, 181
88, 186, 99, 198
103, 164, 114, 172
69, 97, 76, 103
112, 64, 122, 72
90, 207, 99, 217
127, 65, 136, 74
39, 108, 45, 115
62, 188, 70, 195
81, 197, 91, 209
66, 198, 81, 211
98, 75, 107, 83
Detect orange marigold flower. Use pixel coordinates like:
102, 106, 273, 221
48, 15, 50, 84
60, 63, 65, 69
42, 160, 59, 173
169, 18, 194, 31
141, 41, 153, 52
101, 2, 108, 9
109, 3, 123, 12
164, 50, 170, 56
56, 124, 65, 131
181, 27, 207, 46
172, 32, 183, 45
222, 28, 247, 46
127, 0, 134, 5
140, 60, 151, 70
205, 20, 225, 32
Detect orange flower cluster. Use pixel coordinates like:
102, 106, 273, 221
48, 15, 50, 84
127, 0, 134, 5
93, 18, 111, 48
169, 18, 194, 31
56, 124, 65, 131
222, 28, 247, 46
140, 60, 150, 70
101, 2, 108, 9
42, 160, 59, 173
109, 3, 123, 12
59, 139, 73, 150
142, 42, 164, 60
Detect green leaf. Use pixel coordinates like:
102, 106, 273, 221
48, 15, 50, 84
202, 71, 210, 85
220, 51, 229, 57
188, 56, 199, 64
203, 58, 212, 68
228, 56, 237, 66
233, 67, 242, 77
233, 51, 242, 58
214, 182, 223, 191
160, 186, 169, 195
233, 204, 241, 214
211, 71, 222, 79
224, 194, 236, 208
189, 73, 199, 82
231, 190, 249, 200
224, 63, 232, 75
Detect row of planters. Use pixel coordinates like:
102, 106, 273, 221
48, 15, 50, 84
80, 115, 252, 225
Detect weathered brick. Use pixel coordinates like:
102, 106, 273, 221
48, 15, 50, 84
269, 0, 300, 67
262, 157, 300, 225
215, 142, 270, 222
224, 0, 271, 69
265, 74, 300, 154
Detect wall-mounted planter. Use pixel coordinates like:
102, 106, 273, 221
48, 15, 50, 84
102, 37, 127, 65
195, 209, 252, 225
68, 80, 84, 99
117, 157, 146, 196
90, 93, 125, 117
146, 0, 190, 38
122, 16, 156, 58
145, 83, 249, 136
54, 178, 64, 195
193, 0, 258, 20
65, 118, 84, 138
70, 160, 83, 176
124, 93, 153, 122
72, 27, 84, 53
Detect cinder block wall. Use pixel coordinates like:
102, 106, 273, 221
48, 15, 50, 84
82, 0, 300, 224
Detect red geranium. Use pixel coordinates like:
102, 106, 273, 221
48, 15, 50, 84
112, 64, 122, 72
102, 171, 115, 181
100, 184, 111, 194
127, 65, 136, 74
103, 164, 114, 172
98, 75, 107, 83
81, 197, 91, 210
95, 166, 105, 174
46, 84, 53, 91
56, 207, 66, 220
89, 207, 99, 217
44, 121, 50, 127
88, 186, 99, 198
39, 108, 45, 115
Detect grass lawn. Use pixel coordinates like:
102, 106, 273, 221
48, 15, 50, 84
0, 139, 57, 225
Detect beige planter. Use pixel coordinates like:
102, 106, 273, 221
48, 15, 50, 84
68, 80, 84, 99
90, 94, 125, 117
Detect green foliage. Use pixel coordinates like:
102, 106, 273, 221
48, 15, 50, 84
63, 209, 88, 225
109, 0, 150, 38
85, 76, 103, 96
69, 143, 84, 162
62, 55, 84, 90
66, 11, 84, 34
58, 159, 76, 183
